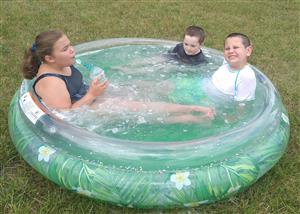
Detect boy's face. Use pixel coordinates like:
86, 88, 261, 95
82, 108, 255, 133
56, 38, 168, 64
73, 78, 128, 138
224, 37, 252, 69
183, 35, 201, 55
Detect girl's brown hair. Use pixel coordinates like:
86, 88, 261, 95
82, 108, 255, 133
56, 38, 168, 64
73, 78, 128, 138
22, 30, 64, 79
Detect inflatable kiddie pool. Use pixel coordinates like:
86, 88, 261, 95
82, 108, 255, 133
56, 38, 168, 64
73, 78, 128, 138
8, 38, 290, 208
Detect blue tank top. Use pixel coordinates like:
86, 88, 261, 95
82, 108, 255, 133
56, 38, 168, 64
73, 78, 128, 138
33, 66, 88, 103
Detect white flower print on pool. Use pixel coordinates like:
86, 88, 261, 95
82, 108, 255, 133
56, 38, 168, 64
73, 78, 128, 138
38, 146, 56, 162
170, 172, 191, 190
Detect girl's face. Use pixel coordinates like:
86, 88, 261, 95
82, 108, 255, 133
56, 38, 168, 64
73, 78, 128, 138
50, 34, 75, 67
224, 37, 252, 69
183, 35, 201, 55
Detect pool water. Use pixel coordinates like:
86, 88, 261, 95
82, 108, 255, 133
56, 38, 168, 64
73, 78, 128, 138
55, 44, 266, 142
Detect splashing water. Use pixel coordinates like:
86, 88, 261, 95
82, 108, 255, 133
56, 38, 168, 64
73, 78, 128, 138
53, 44, 266, 142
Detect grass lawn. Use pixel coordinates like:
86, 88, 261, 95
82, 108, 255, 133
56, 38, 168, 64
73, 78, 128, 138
0, 1, 299, 213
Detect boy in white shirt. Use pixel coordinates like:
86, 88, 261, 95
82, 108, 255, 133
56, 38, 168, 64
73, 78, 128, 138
212, 33, 256, 101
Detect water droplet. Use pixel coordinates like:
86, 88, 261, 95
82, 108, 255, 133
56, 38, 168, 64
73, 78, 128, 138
112, 128, 119, 133
137, 116, 146, 124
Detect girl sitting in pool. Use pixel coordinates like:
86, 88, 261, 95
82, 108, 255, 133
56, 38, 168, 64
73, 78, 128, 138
22, 30, 215, 123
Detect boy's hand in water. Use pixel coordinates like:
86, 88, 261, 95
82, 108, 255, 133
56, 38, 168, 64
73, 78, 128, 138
88, 79, 109, 98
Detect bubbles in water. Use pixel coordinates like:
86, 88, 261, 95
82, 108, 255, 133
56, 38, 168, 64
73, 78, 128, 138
156, 117, 163, 122
137, 116, 146, 124
111, 128, 119, 133
62, 44, 267, 142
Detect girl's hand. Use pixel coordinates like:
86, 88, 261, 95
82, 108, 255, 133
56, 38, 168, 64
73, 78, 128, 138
88, 79, 109, 98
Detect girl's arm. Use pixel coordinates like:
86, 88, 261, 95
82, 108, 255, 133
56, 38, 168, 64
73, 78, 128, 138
36, 77, 108, 109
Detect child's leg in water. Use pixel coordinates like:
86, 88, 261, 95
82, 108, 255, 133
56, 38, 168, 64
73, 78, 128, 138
91, 98, 214, 124
114, 100, 213, 116
164, 114, 213, 124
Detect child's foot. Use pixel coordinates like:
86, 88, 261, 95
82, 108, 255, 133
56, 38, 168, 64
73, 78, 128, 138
192, 106, 215, 119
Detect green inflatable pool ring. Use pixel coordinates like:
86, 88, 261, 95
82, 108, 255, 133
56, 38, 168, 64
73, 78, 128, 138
8, 38, 290, 208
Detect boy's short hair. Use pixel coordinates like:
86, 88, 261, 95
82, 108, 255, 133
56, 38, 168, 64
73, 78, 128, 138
225, 33, 251, 47
184, 26, 205, 44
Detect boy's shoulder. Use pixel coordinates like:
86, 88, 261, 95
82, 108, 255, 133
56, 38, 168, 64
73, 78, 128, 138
241, 64, 256, 78
169, 43, 183, 53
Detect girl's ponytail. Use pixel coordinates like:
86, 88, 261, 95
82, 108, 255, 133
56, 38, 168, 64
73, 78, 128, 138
22, 45, 41, 79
